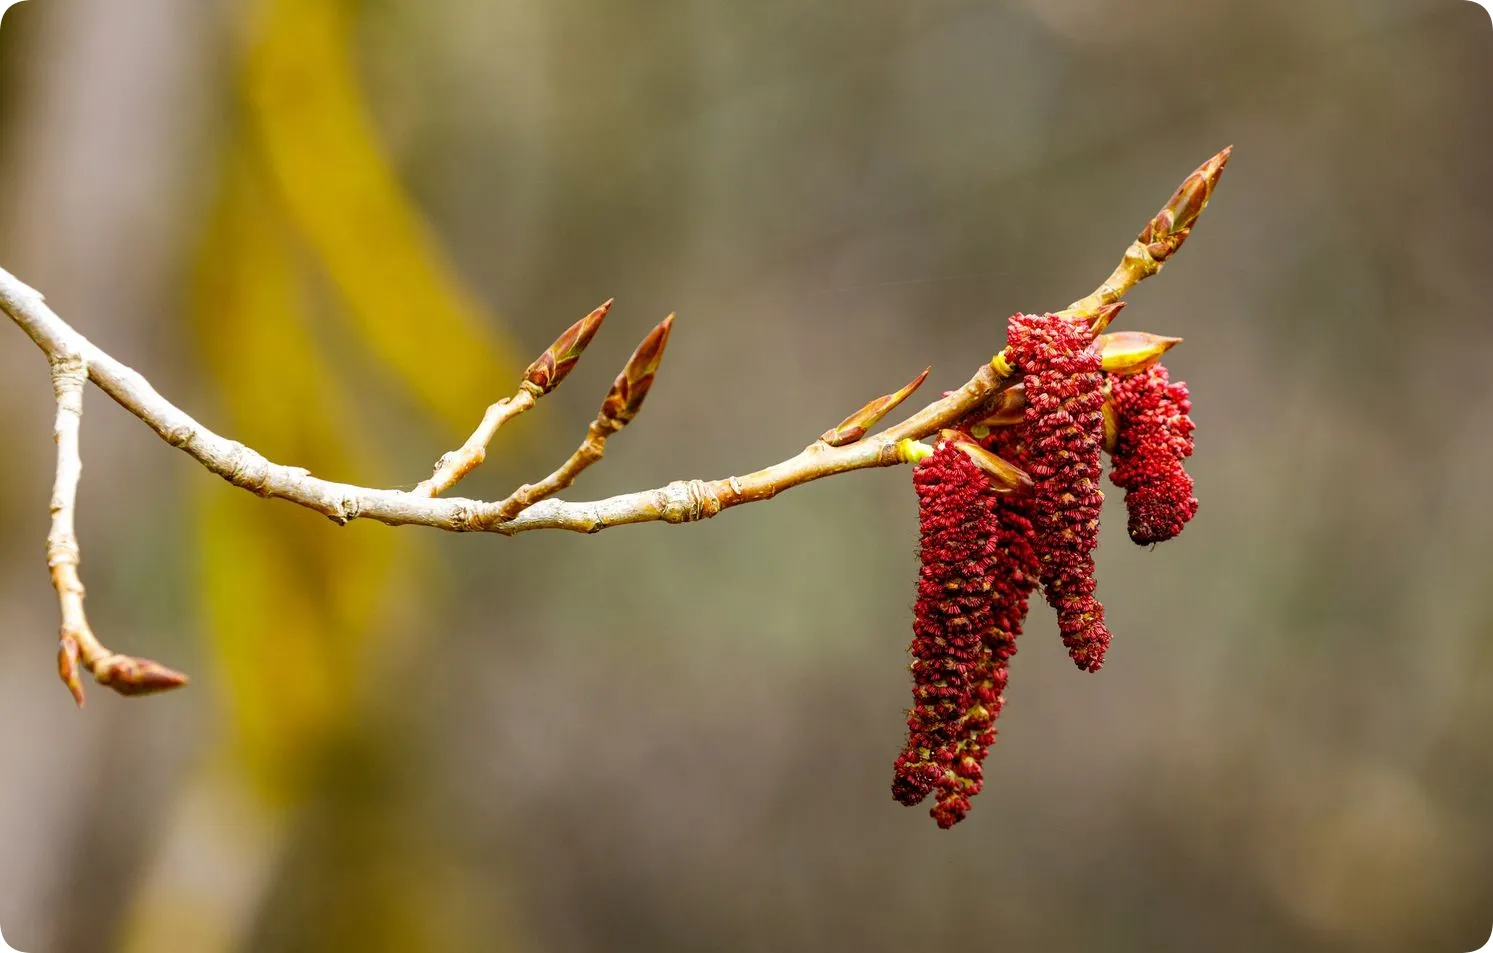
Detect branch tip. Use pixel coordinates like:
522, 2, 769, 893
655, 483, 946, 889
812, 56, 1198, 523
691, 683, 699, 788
92, 654, 190, 697
600, 313, 674, 428
58, 635, 85, 707
821, 365, 931, 447
523, 299, 613, 395
1067, 146, 1233, 316
1138, 145, 1232, 263
490, 314, 679, 524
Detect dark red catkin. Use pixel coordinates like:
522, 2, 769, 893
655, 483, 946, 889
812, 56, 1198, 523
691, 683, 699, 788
1004, 312, 1112, 672
893, 442, 1035, 828
1108, 363, 1197, 545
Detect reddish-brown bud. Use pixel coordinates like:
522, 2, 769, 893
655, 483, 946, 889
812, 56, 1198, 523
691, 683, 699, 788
523, 300, 612, 394
92, 654, 189, 697
58, 634, 85, 707
1108, 363, 1197, 545
598, 314, 673, 428
821, 366, 930, 446
1005, 312, 1113, 672
1136, 146, 1231, 263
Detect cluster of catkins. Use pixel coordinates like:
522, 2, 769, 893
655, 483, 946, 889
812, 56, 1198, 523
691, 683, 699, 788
892, 311, 1197, 828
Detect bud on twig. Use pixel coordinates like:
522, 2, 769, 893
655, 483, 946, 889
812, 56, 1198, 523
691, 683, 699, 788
1087, 302, 1127, 334
1054, 301, 1126, 333
1098, 331, 1182, 376
58, 634, 85, 707
820, 366, 931, 446
92, 654, 189, 697
599, 314, 674, 428
1137, 146, 1232, 263
523, 300, 612, 395
938, 429, 1033, 496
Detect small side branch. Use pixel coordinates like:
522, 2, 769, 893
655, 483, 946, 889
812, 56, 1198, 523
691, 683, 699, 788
48, 358, 91, 703
411, 388, 537, 497
45, 356, 186, 705
411, 299, 612, 497
493, 314, 674, 521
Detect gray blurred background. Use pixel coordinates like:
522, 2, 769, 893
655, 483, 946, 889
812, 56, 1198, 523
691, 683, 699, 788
0, 1, 1491, 951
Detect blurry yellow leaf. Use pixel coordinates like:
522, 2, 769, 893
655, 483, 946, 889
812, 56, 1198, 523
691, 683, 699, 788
191, 152, 403, 804
242, 0, 519, 433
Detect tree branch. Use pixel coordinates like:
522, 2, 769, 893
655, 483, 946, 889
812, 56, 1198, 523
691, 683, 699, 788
44, 353, 187, 704
2, 147, 1231, 702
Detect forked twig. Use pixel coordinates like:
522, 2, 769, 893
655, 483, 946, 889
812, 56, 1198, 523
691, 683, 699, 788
0, 147, 1231, 703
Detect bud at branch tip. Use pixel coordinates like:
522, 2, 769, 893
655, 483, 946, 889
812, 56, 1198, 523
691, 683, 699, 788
599, 313, 674, 427
821, 366, 931, 446
523, 299, 613, 395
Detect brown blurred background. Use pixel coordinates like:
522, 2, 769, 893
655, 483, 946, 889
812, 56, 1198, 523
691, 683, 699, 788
0, 1, 1491, 951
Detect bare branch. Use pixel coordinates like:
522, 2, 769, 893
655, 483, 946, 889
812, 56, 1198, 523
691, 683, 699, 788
48, 357, 91, 705
0, 271, 990, 533
0, 146, 1232, 701
44, 354, 187, 706
494, 314, 675, 520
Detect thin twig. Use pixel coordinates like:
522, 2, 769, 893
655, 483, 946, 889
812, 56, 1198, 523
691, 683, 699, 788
48, 357, 94, 704
493, 314, 676, 521
44, 355, 187, 705
411, 299, 613, 498
410, 388, 537, 497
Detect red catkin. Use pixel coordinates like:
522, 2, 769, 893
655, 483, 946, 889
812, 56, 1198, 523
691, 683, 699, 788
1004, 312, 1112, 672
1108, 364, 1197, 545
893, 442, 1035, 827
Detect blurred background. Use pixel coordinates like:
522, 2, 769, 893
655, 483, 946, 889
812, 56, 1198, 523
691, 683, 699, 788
0, 1, 1490, 951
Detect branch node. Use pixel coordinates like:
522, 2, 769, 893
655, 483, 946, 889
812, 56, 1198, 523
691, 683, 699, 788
660, 479, 719, 524
164, 424, 195, 448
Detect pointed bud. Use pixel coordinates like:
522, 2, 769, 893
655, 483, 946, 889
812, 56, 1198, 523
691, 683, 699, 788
1055, 301, 1127, 334
821, 366, 931, 446
92, 654, 189, 697
599, 314, 673, 427
1137, 146, 1231, 262
58, 634, 85, 707
1088, 302, 1128, 334
523, 300, 612, 395
938, 430, 1033, 496
1098, 331, 1182, 376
